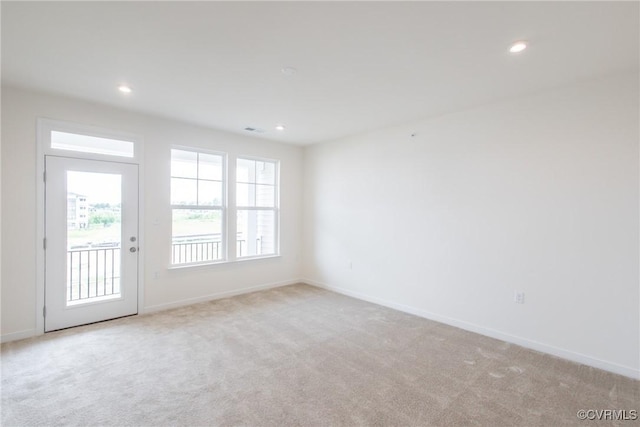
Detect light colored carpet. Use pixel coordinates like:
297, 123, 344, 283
1, 284, 638, 426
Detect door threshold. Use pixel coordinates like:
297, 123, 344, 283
45, 312, 139, 333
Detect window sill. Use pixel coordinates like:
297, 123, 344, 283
167, 254, 281, 271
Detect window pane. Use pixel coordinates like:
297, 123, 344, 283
66, 171, 122, 304
172, 209, 223, 264
255, 184, 275, 207
256, 161, 275, 185
171, 178, 197, 205
237, 158, 255, 183
237, 210, 276, 257
199, 153, 223, 181
198, 180, 223, 206
236, 183, 255, 207
171, 149, 197, 178
52, 131, 134, 158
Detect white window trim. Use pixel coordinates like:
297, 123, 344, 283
168, 151, 280, 269
36, 118, 145, 335
38, 118, 141, 162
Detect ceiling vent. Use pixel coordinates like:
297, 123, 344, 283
244, 127, 265, 133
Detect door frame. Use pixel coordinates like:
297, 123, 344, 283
36, 118, 145, 335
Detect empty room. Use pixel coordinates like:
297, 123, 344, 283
1, 1, 638, 426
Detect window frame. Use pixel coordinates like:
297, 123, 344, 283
235, 156, 280, 260
38, 118, 140, 162
170, 146, 228, 267
168, 149, 281, 269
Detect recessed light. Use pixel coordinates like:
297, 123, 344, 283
275, 124, 285, 131
509, 41, 527, 53
118, 85, 132, 93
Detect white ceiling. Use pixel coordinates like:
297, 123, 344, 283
2, 1, 638, 145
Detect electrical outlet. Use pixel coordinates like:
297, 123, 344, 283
514, 291, 525, 304
153, 271, 160, 279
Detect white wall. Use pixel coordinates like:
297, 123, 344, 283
1, 86, 303, 339
3, 72, 638, 378
302, 72, 640, 378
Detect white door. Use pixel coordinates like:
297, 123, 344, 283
45, 156, 139, 331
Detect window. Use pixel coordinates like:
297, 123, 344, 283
169, 150, 279, 267
236, 157, 278, 258
171, 149, 225, 265
51, 131, 134, 158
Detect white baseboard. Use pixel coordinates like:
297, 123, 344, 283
1, 328, 38, 344
1, 279, 301, 344
303, 278, 640, 380
143, 278, 301, 314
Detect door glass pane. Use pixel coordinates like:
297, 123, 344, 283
66, 171, 122, 305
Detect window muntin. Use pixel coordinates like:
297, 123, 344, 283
236, 158, 278, 258
170, 149, 225, 265
170, 149, 223, 207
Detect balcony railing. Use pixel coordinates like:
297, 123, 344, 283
172, 240, 221, 264
67, 247, 121, 302
66, 236, 266, 291
171, 234, 262, 264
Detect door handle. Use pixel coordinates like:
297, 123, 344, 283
129, 247, 137, 253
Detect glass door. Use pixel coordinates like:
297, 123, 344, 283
45, 156, 138, 331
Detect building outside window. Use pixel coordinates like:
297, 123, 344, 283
236, 157, 278, 258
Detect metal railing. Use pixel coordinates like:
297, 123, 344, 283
67, 237, 267, 282
171, 235, 262, 264
172, 240, 221, 264
67, 247, 121, 302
